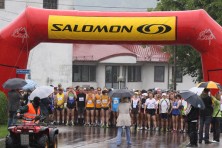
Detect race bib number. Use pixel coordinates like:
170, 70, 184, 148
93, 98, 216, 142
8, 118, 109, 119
133, 102, 137, 108
69, 96, 74, 100
142, 104, 145, 108
58, 97, 62, 101
79, 97, 84, 101
148, 103, 155, 109
96, 100, 101, 104
113, 100, 118, 104
87, 100, 92, 104
102, 99, 108, 103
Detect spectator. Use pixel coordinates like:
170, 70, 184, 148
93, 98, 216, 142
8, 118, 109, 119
116, 97, 132, 146
185, 103, 199, 147
211, 93, 221, 142
40, 97, 51, 123
199, 88, 213, 144
8, 89, 23, 127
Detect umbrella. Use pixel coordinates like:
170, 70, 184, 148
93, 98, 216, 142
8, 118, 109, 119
189, 87, 204, 96
29, 86, 54, 100
2, 78, 27, 89
197, 81, 222, 89
180, 90, 205, 110
109, 89, 134, 98
22, 79, 38, 91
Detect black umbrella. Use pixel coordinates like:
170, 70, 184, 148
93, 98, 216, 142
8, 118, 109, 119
109, 89, 134, 98
3, 78, 27, 90
180, 90, 205, 110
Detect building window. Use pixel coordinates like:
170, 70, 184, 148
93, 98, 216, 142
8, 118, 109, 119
172, 66, 183, 83
0, 0, 5, 9
128, 66, 141, 82
154, 66, 165, 82
72, 65, 96, 82
43, 0, 58, 9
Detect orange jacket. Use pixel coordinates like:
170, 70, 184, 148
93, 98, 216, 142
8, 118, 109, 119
24, 103, 40, 121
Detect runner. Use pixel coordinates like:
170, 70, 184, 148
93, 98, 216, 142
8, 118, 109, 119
178, 95, 187, 133
144, 92, 158, 131
131, 92, 140, 129
159, 93, 170, 132
85, 87, 95, 126
171, 94, 181, 132
138, 93, 147, 130
101, 89, 110, 128
55, 88, 65, 125
95, 87, 102, 126
111, 96, 120, 127
66, 87, 77, 126
76, 87, 86, 125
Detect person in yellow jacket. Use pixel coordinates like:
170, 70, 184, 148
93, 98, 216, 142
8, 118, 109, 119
85, 87, 95, 126
54, 88, 65, 125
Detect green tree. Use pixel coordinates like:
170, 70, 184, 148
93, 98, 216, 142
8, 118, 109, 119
155, 0, 222, 82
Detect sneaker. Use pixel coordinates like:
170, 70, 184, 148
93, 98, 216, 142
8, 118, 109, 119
212, 140, 219, 143
155, 127, 159, 131
144, 127, 147, 130
147, 128, 150, 131
186, 143, 197, 147
205, 140, 213, 144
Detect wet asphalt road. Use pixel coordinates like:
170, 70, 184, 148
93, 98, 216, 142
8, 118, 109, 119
57, 125, 222, 148
1, 125, 222, 148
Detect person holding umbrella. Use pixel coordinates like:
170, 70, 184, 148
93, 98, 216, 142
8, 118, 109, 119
185, 102, 199, 147
180, 90, 205, 147
3, 78, 27, 127
116, 97, 132, 146
7, 89, 23, 126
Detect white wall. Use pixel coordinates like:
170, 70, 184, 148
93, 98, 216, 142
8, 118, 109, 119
27, 43, 73, 88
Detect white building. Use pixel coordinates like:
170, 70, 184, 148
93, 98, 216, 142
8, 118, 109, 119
0, 0, 196, 90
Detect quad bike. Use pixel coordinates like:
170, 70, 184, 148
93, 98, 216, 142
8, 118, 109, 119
5, 115, 59, 148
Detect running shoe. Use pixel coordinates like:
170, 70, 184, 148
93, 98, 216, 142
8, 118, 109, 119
155, 127, 159, 131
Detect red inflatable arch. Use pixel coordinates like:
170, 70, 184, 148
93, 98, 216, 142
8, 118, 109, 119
1, 7, 222, 90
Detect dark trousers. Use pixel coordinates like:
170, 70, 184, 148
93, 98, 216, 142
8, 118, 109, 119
8, 111, 17, 127
199, 116, 212, 142
212, 117, 221, 142
188, 121, 198, 145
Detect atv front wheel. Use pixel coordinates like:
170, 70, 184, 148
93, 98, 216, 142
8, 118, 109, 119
50, 134, 58, 148
38, 135, 49, 148
5, 136, 15, 148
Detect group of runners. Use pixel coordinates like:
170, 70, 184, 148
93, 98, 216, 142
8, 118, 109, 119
47, 85, 188, 132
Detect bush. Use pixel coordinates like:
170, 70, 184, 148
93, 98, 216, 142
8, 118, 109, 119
0, 91, 8, 124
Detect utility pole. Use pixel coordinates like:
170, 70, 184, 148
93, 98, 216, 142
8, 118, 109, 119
173, 46, 177, 91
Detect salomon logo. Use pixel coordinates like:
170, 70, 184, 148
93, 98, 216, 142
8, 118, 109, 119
137, 24, 172, 34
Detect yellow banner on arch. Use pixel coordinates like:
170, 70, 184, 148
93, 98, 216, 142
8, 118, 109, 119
48, 15, 176, 41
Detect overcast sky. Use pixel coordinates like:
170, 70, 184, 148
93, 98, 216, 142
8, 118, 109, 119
74, 0, 158, 12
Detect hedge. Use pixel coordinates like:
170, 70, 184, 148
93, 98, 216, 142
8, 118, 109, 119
0, 91, 8, 124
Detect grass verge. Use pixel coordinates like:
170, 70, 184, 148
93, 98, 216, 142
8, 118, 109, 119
0, 124, 8, 139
